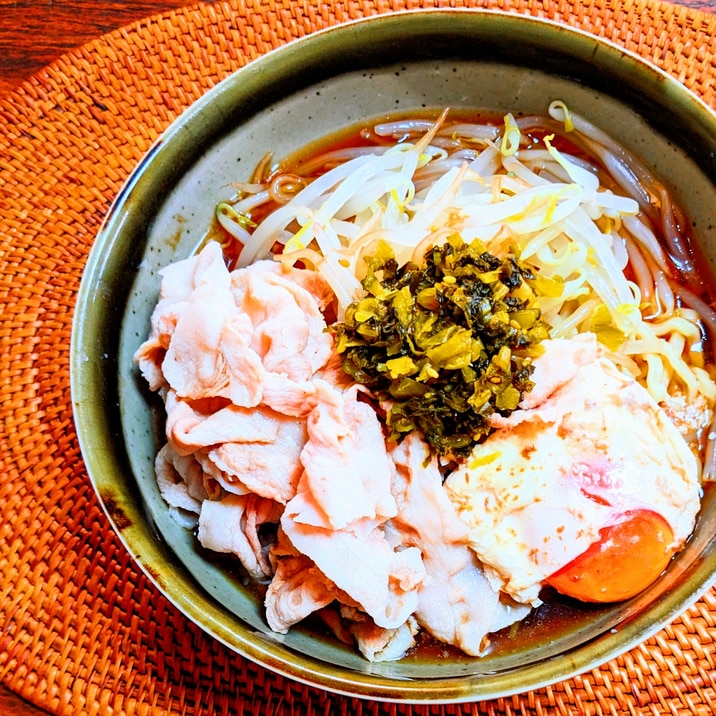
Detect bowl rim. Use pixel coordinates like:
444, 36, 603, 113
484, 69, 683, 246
70, 7, 716, 703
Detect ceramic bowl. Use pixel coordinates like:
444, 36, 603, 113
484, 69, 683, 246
71, 9, 716, 703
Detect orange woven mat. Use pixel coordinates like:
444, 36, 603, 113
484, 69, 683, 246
1, 0, 716, 713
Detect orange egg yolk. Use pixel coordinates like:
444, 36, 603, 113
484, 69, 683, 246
546, 509, 676, 603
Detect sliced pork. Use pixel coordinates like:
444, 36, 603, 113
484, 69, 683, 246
198, 493, 282, 580
389, 433, 527, 656
295, 383, 397, 530
340, 607, 420, 662
280, 382, 425, 631
264, 529, 343, 633
154, 443, 210, 522
139, 242, 699, 663
136, 240, 233, 391
230, 260, 334, 382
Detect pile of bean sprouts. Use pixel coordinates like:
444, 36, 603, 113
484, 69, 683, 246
216, 101, 716, 480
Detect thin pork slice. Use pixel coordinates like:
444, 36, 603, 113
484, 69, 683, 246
193, 450, 246, 497
165, 393, 281, 454
340, 606, 419, 662
512, 333, 598, 411
279, 381, 424, 630
295, 382, 397, 530
281, 500, 425, 630
150, 241, 267, 406
162, 280, 265, 406
207, 415, 307, 503
197, 493, 282, 580
164, 393, 307, 503
231, 261, 334, 382
264, 529, 341, 633
154, 443, 209, 523
389, 433, 502, 656
135, 241, 231, 391
260, 372, 318, 418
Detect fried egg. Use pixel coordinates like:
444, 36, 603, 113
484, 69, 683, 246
445, 334, 702, 605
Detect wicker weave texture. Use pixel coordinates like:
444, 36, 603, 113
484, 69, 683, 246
1, 0, 715, 714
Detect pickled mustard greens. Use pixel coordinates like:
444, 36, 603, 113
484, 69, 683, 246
332, 236, 548, 459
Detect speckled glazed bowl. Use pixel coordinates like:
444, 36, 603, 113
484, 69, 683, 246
71, 9, 716, 703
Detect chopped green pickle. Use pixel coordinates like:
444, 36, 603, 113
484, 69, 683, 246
331, 235, 551, 460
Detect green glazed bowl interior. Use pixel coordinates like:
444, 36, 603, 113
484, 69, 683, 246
71, 9, 716, 703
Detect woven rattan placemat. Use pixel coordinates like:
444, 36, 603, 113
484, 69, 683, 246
1, 0, 715, 713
